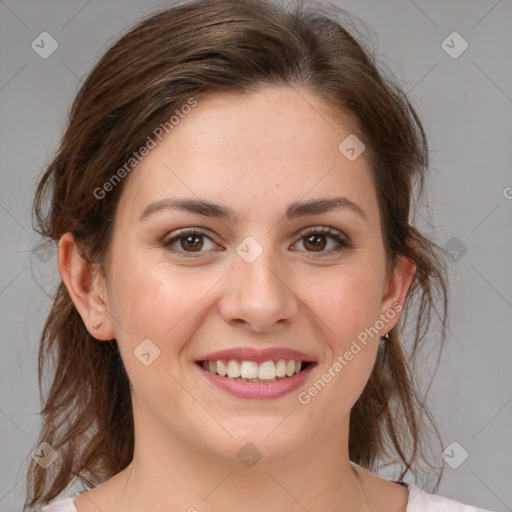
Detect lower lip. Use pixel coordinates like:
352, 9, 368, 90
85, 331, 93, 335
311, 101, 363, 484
195, 363, 315, 399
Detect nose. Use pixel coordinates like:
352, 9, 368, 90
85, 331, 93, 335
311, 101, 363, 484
218, 247, 300, 333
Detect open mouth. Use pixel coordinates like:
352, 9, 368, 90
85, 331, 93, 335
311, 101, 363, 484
196, 359, 314, 383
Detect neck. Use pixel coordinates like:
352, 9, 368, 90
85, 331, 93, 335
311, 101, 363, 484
107, 412, 368, 512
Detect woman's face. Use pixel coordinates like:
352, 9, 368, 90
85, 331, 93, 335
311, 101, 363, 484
91, 87, 414, 465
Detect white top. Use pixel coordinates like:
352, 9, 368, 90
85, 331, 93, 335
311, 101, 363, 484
38, 482, 496, 511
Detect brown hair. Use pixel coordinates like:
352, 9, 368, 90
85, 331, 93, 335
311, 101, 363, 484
26, 0, 450, 509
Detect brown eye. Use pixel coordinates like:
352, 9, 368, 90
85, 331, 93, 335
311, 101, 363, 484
293, 227, 353, 257
303, 233, 328, 252
179, 234, 204, 252
163, 229, 218, 256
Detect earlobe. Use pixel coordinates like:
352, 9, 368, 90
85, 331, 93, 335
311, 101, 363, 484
379, 253, 416, 335
57, 232, 115, 340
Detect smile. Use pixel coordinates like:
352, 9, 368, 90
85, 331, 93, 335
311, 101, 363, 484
198, 359, 313, 382
195, 358, 316, 399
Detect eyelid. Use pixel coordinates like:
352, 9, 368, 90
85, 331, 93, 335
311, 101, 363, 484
294, 226, 353, 255
162, 227, 220, 254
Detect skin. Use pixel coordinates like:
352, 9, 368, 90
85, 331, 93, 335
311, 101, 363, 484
59, 86, 415, 512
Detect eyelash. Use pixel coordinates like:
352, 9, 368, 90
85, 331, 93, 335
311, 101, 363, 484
162, 226, 353, 258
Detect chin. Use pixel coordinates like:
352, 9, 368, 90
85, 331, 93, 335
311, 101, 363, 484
195, 414, 311, 467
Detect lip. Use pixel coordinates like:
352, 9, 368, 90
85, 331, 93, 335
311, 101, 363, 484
195, 361, 316, 399
195, 347, 317, 364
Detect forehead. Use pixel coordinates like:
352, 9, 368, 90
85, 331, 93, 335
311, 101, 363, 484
117, 86, 379, 226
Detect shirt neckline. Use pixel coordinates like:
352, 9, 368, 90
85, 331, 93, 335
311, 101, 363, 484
72, 482, 421, 511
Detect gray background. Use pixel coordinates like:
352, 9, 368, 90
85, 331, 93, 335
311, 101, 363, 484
1, 0, 511, 511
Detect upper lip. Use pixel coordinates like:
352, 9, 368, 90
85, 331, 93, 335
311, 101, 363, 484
196, 347, 317, 363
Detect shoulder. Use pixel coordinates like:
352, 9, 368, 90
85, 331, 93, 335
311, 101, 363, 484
406, 483, 496, 512
352, 462, 493, 512
38, 495, 78, 512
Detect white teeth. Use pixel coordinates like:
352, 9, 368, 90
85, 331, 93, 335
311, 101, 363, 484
240, 361, 258, 379
258, 361, 276, 380
217, 360, 228, 377
286, 360, 295, 377
202, 358, 306, 380
276, 359, 287, 377
227, 360, 241, 378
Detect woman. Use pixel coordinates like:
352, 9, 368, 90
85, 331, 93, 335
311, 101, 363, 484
26, 0, 495, 510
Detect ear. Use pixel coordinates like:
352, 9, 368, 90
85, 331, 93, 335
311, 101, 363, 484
57, 232, 115, 341
379, 251, 416, 336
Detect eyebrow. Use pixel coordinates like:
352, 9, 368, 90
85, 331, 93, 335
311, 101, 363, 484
138, 196, 367, 222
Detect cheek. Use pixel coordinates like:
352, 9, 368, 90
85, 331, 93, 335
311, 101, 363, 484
300, 261, 384, 402
303, 261, 384, 344
296, 275, 383, 422
106, 257, 206, 404
107, 249, 221, 357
